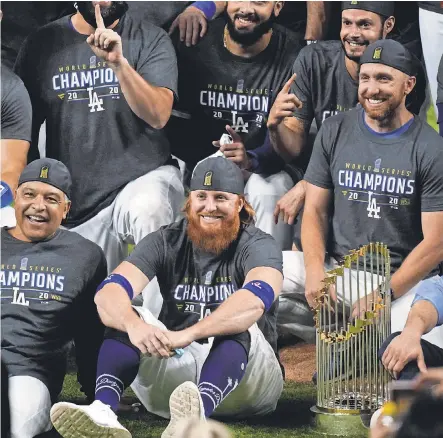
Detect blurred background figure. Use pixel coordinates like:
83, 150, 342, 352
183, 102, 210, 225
370, 369, 443, 438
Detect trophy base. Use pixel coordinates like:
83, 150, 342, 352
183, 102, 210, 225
311, 406, 372, 437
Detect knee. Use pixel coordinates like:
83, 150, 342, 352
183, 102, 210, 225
104, 327, 141, 356
378, 331, 401, 361
212, 331, 251, 356
247, 174, 292, 202
282, 251, 305, 281
9, 387, 51, 438
130, 193, 174, 223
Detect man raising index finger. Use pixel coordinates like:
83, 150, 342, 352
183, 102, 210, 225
15, 1, 185, 320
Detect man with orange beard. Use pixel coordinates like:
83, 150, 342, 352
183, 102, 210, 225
50, 157, 284, 438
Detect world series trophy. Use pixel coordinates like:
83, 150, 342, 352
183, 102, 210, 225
311, 243, 392, 437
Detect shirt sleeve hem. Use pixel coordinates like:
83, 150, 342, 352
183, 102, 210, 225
420, 205, 443, 212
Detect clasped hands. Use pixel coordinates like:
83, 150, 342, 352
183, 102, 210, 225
126, 319, 194, 359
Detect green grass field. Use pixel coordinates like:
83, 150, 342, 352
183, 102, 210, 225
60, 373, 319, 437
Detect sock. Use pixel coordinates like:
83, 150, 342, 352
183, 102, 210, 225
198, 339, 248, 417
94, 339, 140, 412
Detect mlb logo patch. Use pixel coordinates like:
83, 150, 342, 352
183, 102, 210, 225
39, 166, 49, 179
203, 171, 213, 186
373, 47, 382, 60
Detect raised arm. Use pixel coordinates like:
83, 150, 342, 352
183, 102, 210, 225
87, 4, 175, 129
267, 74, 310, 161
305, 1, 330, 42
168, 1, 226, 46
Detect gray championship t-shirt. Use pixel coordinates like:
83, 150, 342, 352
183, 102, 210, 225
291, 41, 426, 130
14, 13, 178, 226
305, 108, 443, 272
167, 19, 302, 168
1, 228, 107, 398
127, 218, 283, 353
1, 65, 32, 141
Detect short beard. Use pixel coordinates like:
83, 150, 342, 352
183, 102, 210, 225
185, 205, 241, 255
225, 10, 274, 46
360, 97, 399, 126
76, 1, 128, 28
341, 29, 383, 63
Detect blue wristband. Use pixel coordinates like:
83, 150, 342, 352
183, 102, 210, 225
192, 1, 216, 19
0, 181, 13, 208
96, 273, 134, 300
242, 280, 275, 311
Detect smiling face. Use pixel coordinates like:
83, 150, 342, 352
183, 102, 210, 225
340, 10, 394, 62
185, 190, 244, 254
225, 1, 283, 46
358, 63, 416, 123
14, 182, 70, 242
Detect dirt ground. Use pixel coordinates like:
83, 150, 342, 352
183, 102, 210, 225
280, 343, 316, 383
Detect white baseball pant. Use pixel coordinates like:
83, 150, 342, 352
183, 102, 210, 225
245, 171, 295, 251
130, 306, 284, 419
0, 206, 16, 228
8, 375, 52, 438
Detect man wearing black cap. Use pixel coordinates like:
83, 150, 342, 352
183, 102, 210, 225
1, 158, 107, 438
271, 1, 394, 159
271, 1, 426, 236
50, 156, 284, 438
283, 39, 443, 350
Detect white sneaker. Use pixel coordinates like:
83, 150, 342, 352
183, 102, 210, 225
50, 400, 131, 438
161, 381, 205, 438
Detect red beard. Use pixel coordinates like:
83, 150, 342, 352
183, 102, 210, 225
186, 206, 241, 255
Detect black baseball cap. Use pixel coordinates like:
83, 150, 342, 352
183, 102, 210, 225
360, 39, 418, 77
18, 158, 72, 198
342, 1, 395, 18
190, 157, 244, 195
